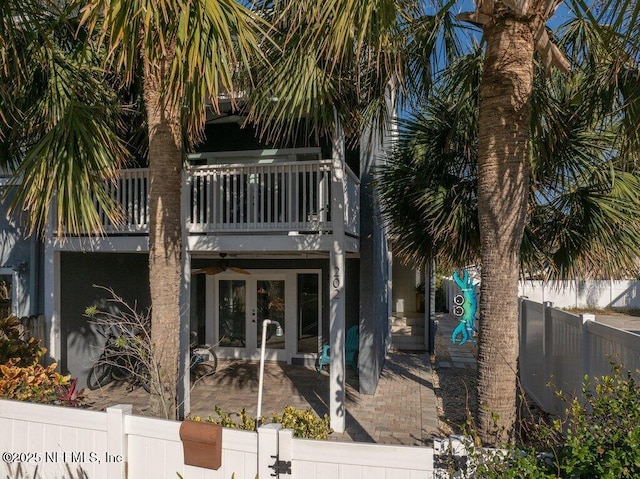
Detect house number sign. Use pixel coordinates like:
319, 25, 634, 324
332, 266, 341, 297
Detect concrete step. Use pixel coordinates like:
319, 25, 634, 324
392, 334, 425, 347
391, 325, 425, 336
392, 316, 424, 327
391, 334, 426, 351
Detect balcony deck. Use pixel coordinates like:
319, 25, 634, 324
55, 150, 360, 254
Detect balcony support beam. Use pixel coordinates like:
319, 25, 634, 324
329, 120, 347, 434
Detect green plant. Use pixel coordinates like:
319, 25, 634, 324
193, 406, 258, 431
464, 365, 640, 478
272, 406, 332, 439
557, 365, 640, 479
191, 405, 332, 439
0, 315, 44, 366
0, 358, 70, 403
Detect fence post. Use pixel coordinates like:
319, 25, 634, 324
581, 313, 595, 384
258, 423, 282, 478
278, 429, 294, 478
542, 301, 554, 413
106, 404, 132, 479
518, 297, 526, 361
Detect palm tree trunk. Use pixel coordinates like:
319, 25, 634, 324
476, 17, 534, 445
143, 55, 183, 420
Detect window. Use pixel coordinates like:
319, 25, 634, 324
0, 272, 13, 318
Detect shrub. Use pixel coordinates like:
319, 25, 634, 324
558, 365, 640, 479
272, 406, 332, 439
0, 316, 83, 406
191, 405, 333, 439
0, 359, 70, 403
468, 364, 640, 478
0, 315, 43, 366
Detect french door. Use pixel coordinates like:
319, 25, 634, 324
213, 273, 291, 360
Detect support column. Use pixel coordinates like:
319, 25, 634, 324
178, 171, 191, 419
329, 121, 346, 433
43, 238, 61, 365
205, 274, 215, 346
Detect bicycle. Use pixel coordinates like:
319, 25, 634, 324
87, 328, 151, 392
189, 337, 218, 383
87, 331, 218, 390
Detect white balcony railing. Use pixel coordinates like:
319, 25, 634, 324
100, 168, 149, 233
188, 161, 332, 233
92, 159, 360, 237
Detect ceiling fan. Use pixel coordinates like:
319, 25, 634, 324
192, 253, 250, 276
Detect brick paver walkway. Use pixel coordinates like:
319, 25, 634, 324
85, 351, 440, 446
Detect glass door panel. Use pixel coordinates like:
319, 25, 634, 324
256, 280, 285, 349
218, 280, 246, 347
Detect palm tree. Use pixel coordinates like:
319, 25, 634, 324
458, 1, 639, 444
76, 0, 266, 418
0, 1, 130, 234
5, 0, 639, 437
378, 6, 640, 443
249, 0, 640, 444
2, 0, 267, 419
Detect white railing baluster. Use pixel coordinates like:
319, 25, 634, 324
89, 160, 357, 236
286, 165, 292, 228
267, 168, 272, 227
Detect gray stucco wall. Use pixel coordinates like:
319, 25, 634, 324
61, 254, 358, 387
0, 186, 41, 318
60, 252, 150, 387
358, 150, 391, 395
191, 257, 360, 345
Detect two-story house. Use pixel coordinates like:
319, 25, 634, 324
1, 107, 430, 431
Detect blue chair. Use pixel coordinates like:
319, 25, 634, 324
316, 325, 359, 372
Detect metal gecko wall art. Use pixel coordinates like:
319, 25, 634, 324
451, 268, 478, 345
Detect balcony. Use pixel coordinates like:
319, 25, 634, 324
94, 152, 360, 242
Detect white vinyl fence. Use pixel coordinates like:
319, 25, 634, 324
444, 277, 640, 312
519, 299, 640, 415
0, 399, 434, 479
519, 279, 640, 309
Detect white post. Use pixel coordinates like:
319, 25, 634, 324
43, 235, 61, 364
257, 423, 281, 478
205, 274, 215, 346
178, 170, 191, 419
106, 404, 132, 479
330, 119, 346, 433
257, 320, 269, 424
257, 319, 283, 425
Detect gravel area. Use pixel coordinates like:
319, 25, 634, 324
432, 331, 477, 436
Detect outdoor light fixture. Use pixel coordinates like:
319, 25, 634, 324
256, 319, 283, 427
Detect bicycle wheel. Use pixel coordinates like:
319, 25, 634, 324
87, 361, 112, 390
111, 351, 139, 381
110, 360, 131, 381
193, 346, 218, 373
135, 362, 151, 393
192, 361, 217, 379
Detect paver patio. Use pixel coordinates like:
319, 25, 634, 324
85, 352, 440, 446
